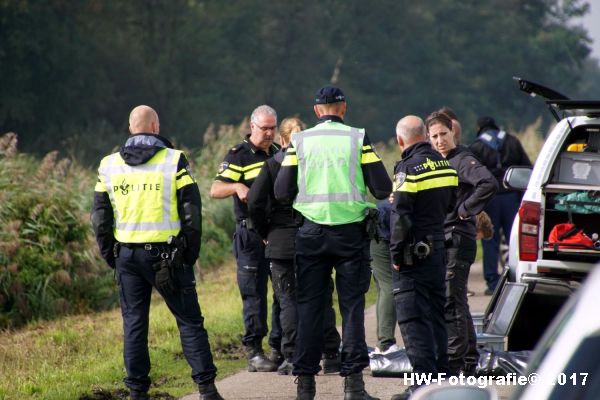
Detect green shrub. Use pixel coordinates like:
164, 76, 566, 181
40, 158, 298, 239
0, 124, 252, 328
0, 143, 117, 328
193, 122, 250, 268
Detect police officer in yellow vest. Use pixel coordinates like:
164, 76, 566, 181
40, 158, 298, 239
275, 86, 392, 400
91, 105, 223, 400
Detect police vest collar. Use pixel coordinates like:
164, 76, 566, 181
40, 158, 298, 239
318, 115, 344, 124
401, 141, 432, 160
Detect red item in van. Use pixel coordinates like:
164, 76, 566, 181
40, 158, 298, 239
548, 223, 594, 249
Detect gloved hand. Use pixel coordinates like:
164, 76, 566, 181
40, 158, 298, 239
154, 259, 177, 294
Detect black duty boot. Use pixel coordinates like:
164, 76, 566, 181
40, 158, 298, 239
268, 347, 284, 366
129, 389, 149, 400
390, 386, 416, 400
277, 358, 294, 375
462, 363, 478, 377
322, 352, 341, 374
295, 375, 316, 400
343, 372, 379, 400
198, 382, 224, 400
246, 346, 278, 372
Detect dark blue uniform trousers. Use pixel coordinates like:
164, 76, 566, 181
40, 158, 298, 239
292, 220, 371, 376
234, 223, 279, 348
393, 248, 448, 376
270, 258, 343, 360
116, 246, 217, 392
482, 191, 520, 290
445, 234, 478, 373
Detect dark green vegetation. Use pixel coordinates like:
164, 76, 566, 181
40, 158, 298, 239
0, 136, 116, 328
0, 0, 597, 163
0, 123, 242, 328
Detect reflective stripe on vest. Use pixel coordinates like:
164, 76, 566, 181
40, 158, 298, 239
98, 148, 181, 242
294, 128, 367, 204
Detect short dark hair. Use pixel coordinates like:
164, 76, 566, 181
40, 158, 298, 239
477, 116, 499, 132
425, 111, 453, 131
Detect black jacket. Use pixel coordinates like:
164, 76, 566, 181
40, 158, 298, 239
91, 134, 202, 267
470, 129, 531, 193
445, 145, 498, 240
247, 150, 297, 259
389, 142, 457, 265
214, 135, 280, 220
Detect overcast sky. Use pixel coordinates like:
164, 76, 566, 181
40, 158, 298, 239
577, 0, 600, 60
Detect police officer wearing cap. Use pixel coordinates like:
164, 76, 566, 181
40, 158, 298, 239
247, 117, 343, 375
91, 105, 223, 400
389, 116, 458, 400
210, 104, 281, 372
275, 86, 391, 400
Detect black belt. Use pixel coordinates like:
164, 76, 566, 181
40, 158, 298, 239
120, 242, 168, 249
119, 242, 170, 258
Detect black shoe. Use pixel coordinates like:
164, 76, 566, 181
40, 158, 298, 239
322, 352, 341, 374
295, 375, 316, 400
484, 288, 494, 296
462, 364, 478, 377
129, 389, 149, 400
248, 352, 278, 372
278, 359, 294, 375
198, 382, 225, 400
390, 387, 415, 400
268, 348, 284, 366
245, 344, 278, 372
343, 372, 379, 400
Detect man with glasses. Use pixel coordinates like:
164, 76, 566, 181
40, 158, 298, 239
210, 105, 281, 372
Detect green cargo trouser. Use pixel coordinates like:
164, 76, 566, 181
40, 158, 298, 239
369, 238, 397, 349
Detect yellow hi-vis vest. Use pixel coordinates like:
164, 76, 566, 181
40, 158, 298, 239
290, 122, 372, 225
96, 148, 183, 243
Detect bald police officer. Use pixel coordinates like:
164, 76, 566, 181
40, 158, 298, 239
389, 116, 457, 400
92, 105, 223, 400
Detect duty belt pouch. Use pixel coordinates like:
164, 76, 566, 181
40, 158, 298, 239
153, 244, 180, 294
444, 232, 453, 248
113, 242, 121, 259
403, 244, 415, 266
366, 208, 380, 242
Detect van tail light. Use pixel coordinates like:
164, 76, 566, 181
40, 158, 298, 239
518, 200, 541, 262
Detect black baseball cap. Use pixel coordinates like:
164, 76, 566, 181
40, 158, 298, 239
315, 85, 346, 104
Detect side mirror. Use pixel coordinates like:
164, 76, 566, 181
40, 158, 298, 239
503, 166, 532, 191
411, 384, 498, 400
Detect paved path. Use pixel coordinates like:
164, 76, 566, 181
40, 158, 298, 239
182, 262, 514, 399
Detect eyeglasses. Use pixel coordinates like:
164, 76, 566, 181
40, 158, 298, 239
254, 123, 277, 132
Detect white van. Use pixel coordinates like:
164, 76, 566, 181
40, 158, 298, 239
494, 78, 600, 351
505, 78, 600, 285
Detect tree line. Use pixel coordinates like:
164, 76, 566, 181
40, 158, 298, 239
0, 0, 597, 164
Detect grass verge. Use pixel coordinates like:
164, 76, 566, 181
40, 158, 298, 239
0, 260, 244, 400
0, 258, 378, 400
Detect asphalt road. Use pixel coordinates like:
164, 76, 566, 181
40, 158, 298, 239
181, 262, 515, 400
